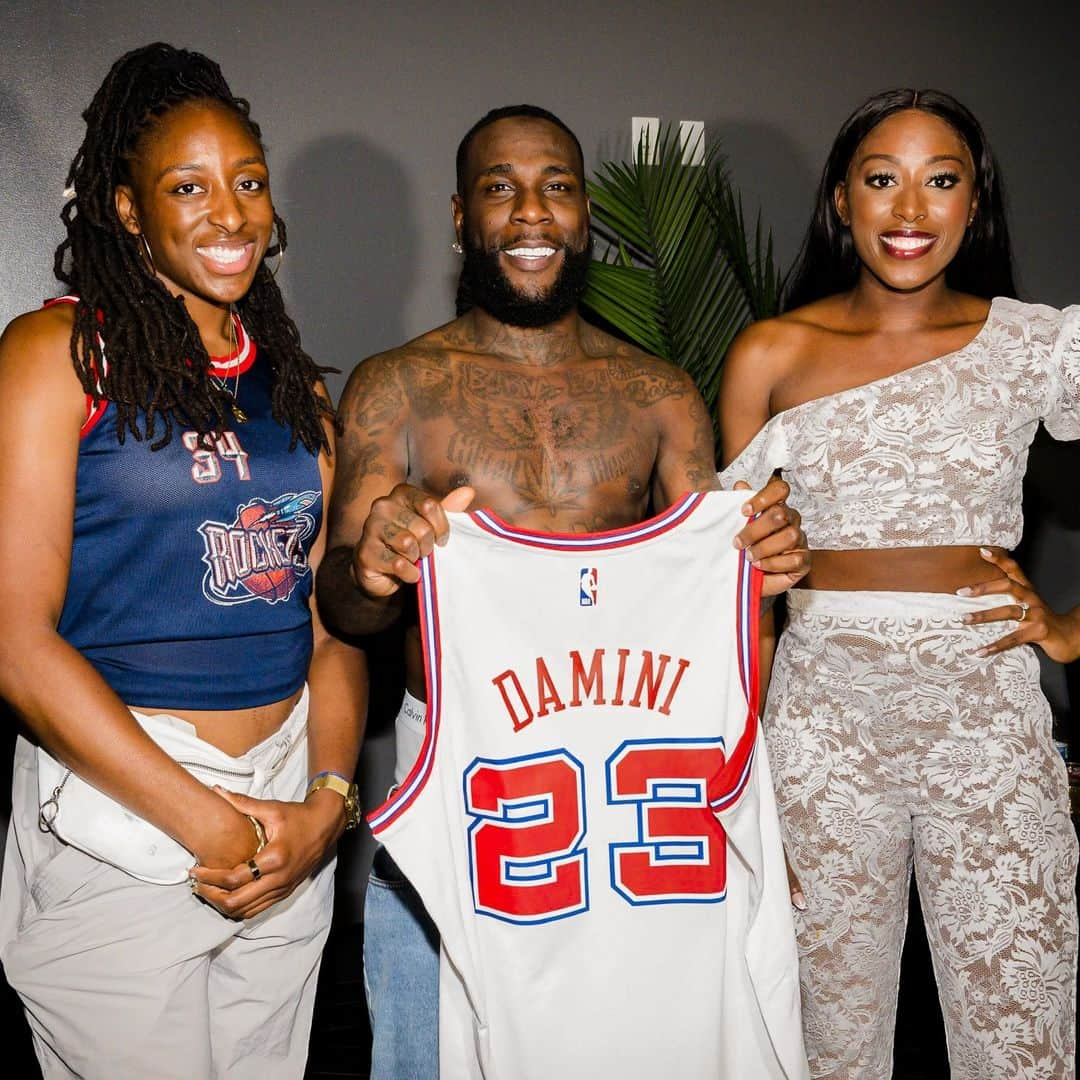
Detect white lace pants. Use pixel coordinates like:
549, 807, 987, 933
767, 589, 1077, 1079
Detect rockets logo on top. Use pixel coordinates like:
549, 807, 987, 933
199, 491, 319, 606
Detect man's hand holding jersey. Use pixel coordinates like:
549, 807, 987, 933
353, 478, 808, 599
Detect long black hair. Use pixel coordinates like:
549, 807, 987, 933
56, 42, 333, 451
784, 88, 1017, 311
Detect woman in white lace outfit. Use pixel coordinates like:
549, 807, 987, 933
719, 89, 1078, 1079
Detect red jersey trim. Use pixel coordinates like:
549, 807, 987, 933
209, 313, 256, 376
367, 556, 443, 834
42, 297, 256, 437
44, 296, 109, 435
710, 552, 762, 814
470, 491, 705, 551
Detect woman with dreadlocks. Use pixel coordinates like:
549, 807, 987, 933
0, 43, 366, 1078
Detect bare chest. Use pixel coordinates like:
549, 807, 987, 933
405, 362, 658, 528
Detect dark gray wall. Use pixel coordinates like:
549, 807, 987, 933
3, 1, 1078, 359
2, 0, 1078, 908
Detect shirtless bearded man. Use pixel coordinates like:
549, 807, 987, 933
316, 104, 809, 1078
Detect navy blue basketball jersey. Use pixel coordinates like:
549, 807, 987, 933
50, 297, 322, 709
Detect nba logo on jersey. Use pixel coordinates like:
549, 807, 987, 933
579, 567, 598, 607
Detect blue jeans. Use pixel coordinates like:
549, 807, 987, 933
363, 845, 440, 1079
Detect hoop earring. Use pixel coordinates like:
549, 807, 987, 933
141, 234, 156, 273
266, 226, 286, 277
265, 247, 285, 278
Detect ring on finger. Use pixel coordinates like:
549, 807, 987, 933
247, 858, 262, 882
1017, 601, 1030, 622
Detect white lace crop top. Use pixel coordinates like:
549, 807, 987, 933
719, 298, 1080, 550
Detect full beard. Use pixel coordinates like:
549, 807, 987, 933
458, 235, 594, 328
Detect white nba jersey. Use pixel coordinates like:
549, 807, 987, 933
369, 491, 808, 1079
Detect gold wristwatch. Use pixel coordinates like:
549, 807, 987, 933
306, 772, 361, 830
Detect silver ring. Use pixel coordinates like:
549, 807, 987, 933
247, 858, 262, 881
1017, 601, 1030, 622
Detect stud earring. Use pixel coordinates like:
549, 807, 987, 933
451, 240, 464, 254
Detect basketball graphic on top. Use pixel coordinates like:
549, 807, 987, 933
198, 491, 319, 606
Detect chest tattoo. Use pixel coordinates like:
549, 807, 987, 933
402, 353, 686, 517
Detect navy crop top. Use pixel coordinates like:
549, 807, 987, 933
51, 298, 323, 709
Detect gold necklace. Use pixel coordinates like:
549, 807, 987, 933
211, 307, 248, 423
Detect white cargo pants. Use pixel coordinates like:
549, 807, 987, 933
0, 692, 334, 1080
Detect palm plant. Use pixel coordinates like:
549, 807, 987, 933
582, 125, 786, 418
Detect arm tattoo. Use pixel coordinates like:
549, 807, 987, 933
342, 355, 406, 435
608, 355, 692, 408
401, 355, 454, 420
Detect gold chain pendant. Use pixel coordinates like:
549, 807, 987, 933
231, 402, 248, 423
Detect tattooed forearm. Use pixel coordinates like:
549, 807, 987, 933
316, 545, 405, 637
338, 438, 387, 502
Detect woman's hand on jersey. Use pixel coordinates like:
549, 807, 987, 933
730, 478, 810, 597
189, 788, 341, 920
958, 548, 1080, 662
352, 484, 475, 597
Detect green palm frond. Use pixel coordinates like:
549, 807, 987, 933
582, 124, 783, 417
702, 175, 788, 321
